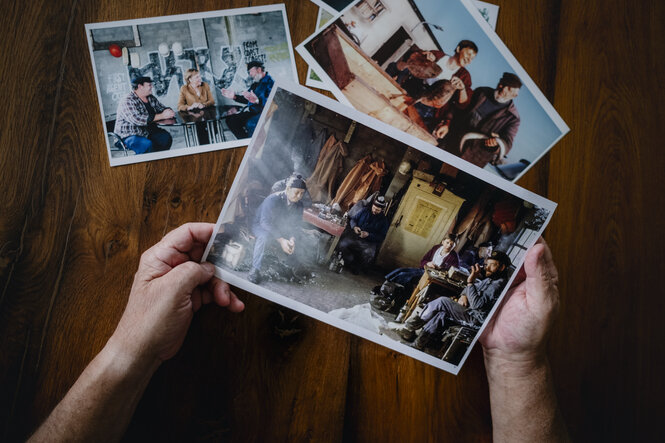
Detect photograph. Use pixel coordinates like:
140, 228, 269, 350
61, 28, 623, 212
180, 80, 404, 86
297, 0, 568, 182
306, 0, 500, 92
203, 81, 556, 374
85, 5, 298, 166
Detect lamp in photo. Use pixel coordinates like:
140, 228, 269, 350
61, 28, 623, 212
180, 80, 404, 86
172, 41, 183, 57
158, 42, 170, 57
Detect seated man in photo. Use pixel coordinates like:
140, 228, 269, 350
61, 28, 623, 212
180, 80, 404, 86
248, 175, 307, 284
221, 60, 275, 139
398, 250, 511, 351
434, 73, 522, 168
114, 76, 175, 154
458, 241, 493, 271
337, 195, 390, 275
371, 234, 460, 312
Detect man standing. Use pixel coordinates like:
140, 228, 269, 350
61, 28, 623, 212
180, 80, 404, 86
435, 72, 522, 168
114, 76, 175, 154
398, 250, 512, 350
249, 175, 307, 284
221, 60, 275, 139
337, 196, 390, 274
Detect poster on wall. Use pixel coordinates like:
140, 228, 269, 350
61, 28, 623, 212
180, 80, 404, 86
85, 5, 298, 166
202, 80, 557, 375
298, 0, 568, 182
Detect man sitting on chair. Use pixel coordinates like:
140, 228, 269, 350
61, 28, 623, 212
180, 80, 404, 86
114, 76, 175, 154
221, 60, 275, 140
371, 234, 460, 311
398, 250, 511, 351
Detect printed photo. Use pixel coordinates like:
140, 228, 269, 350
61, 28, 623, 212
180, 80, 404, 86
85, 5, 298, 166
203, 81, 556, 374
306, 0, 500, 92
298, 0, 568, 182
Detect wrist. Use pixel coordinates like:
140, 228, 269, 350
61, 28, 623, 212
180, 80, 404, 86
104, 333, 162, 379
483, 347, 549, 381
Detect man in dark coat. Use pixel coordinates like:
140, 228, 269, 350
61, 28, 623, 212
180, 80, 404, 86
398, 250, 512, 350
248, 175, 306, 284
435, 72, 522, 168
221, 60, 275, 139
337, 195, 390, 274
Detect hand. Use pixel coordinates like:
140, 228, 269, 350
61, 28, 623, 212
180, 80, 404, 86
485, 137, 499, 147
108, 223, 244, 366
433, 124, 449, 139
457, 295, 469, 307
450, 76, 465, 90
425, 261, 436, 268
157, 108, 175, 120
242, 90, 259, 104
221, 88, 235, 99
424, 51, 436, 62
278, 237, 295, 255
359, 231, 369, 239
480, 238, 559, 367
467, 263, 481, 283
353, 226, 362, 235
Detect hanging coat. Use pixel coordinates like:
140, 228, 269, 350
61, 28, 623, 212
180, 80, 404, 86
332, 156, 388, 211
306, 135, 348, 204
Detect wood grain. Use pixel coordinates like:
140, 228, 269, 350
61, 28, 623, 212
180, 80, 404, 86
0, 0, 663, 441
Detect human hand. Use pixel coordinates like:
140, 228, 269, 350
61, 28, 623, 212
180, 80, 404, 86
353, 226, 362, 235
359, 231, 369, 239
278, 237, 295, 255
480, 238, 559, 370
425, 261, 436, 268
485, 137, 499, 147
424, 51, 436, 62
158, 108, 175, 119
221, 88, 235, 99
467, 263, 481, 283
451, 76, 465, 90
108, 223, 244, 367
433, 124, 449, 139
457, 294, 469, 307
242, 91, 259, 104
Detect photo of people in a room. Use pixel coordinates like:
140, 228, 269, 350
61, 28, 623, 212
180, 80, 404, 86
205, 84, 555, 373
86, 5, 297, 165
298, 0, 568, 182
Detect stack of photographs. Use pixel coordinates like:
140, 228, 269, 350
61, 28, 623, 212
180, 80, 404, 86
85, 0, 567, 374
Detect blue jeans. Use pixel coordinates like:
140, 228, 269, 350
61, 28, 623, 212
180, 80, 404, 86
385, 267, 424, 286
124, 127, 172, 154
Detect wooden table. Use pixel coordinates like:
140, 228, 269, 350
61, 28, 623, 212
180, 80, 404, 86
395, 268, 466, 323
1, 1, 664, 441
302, 208, 346, 260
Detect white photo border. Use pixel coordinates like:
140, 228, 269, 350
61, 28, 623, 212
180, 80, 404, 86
202, 79, 557, 375
85, 4, 299, 167
297, 0, 569, 183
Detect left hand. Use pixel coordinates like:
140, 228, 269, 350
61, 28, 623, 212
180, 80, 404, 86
242, 91, 259, 104
108, 223, 244, 366
485, 133, 500, 147
457, 295, 469, 307
359, 231, 369, 239
451, 76, 465, 90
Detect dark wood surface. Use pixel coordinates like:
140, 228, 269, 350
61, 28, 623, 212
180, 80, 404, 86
1, 0, 663, 441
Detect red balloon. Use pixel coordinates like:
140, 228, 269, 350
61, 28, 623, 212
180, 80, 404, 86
109, 44, 122, 58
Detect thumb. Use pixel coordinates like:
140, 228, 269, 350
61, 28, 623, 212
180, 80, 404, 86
162, 261, 215, 295
524, 241, 559, 307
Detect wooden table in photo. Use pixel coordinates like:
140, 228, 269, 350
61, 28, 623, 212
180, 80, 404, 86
302, 208, 346, 261
396, 267, 466, 323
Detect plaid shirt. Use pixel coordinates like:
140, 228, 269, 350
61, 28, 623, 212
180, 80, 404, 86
114, 92, 167, 138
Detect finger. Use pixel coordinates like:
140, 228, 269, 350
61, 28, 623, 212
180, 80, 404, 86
524, 240, 559, 306
210, 278, 245, 312
162, 261, 215, 296
191, 287, 203, 312
152, 223, 216, 268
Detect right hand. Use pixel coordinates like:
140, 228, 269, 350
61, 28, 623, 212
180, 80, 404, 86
157, 108, 175, 120
353, 226, 362, 235
433, 124, 449, 139
278, 238, 295, 255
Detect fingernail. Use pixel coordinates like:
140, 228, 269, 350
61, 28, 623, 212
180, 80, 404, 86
202, 262, 215, 274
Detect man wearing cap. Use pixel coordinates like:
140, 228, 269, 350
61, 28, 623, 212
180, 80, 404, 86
248, 175, 307, 284
114, 76, 175, 154
398, 250, 512, 350
337, 196, 390, 274
221, 60, 275, 139
434, 73, 522, 168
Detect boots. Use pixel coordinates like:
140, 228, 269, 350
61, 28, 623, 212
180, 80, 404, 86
248, 267, 262, 284
397, 315, 425, 342
413, 331, 434, 351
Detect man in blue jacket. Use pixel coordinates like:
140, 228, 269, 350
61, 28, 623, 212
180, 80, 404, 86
221, 60, 275, 139
248, 175, 306, 284
337, 195, 390, 274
